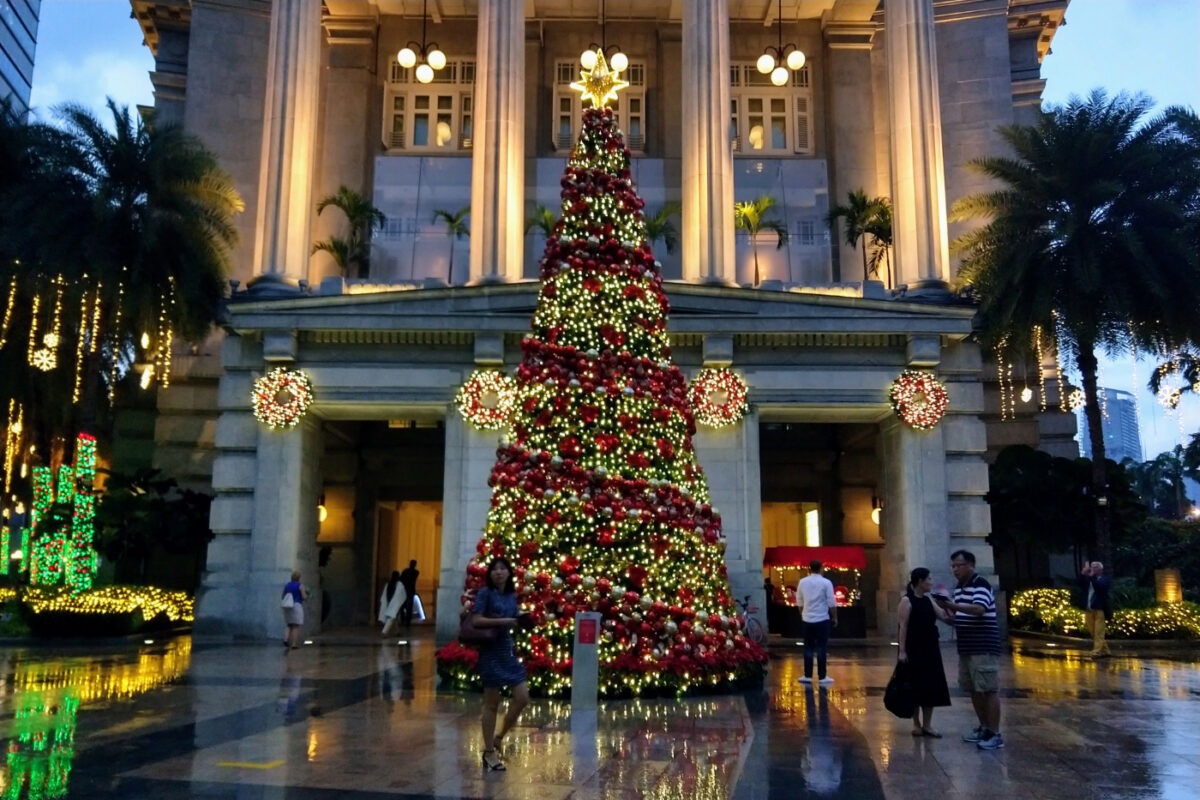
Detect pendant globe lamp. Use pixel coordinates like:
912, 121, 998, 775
757, 0, 805, 86
397, 0, 446, 84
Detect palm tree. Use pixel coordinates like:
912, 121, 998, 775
313, 185, 385, 279
643, 201, 681, 255
951, 90, 1200, 562
826, 189, 888, 283
1148, 350, 1200, 408
432, 206, 470, 284
525, 204, 558, 238
734, 195, 788, 286
864, 198, 894, 288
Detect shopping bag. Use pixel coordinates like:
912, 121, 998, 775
884, 661, 916, 718
412, 594, 426, 622
281, 592, 295, 609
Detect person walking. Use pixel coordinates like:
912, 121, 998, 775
378, 570, 406, 636
896, 567, 953, 737
1078, 561, 1113, 658
281, 570, 309, 652
399, 560, 420, 628
470, 557, 531, 772
795, 560, 838, 685
934, 550, 1004, 750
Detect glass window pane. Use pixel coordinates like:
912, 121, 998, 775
771, 117, 787, 149
749, 97, 763, 113
771, 98, 786, 113
414, 115, 429, 146
437, 95, 452, 110
415, 96, 430, 110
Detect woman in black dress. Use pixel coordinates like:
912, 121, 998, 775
897, 567, 953, 736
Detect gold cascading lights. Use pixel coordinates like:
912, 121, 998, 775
571, 49, 629, 109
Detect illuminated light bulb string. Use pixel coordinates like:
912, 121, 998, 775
437, 70, 766, 697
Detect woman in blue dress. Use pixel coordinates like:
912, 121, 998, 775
470, 556, 530, 771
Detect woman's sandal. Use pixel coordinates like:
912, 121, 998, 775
492, 736, 504, 756
481, 750, 506, 771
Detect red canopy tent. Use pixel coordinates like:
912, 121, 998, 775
762, 545, 866, 571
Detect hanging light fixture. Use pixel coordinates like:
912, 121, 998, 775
757, 0, 806, 87
579, 0, 627, 73
397, 0, 446, 84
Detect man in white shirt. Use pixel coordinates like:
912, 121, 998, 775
796, 560, 839, 684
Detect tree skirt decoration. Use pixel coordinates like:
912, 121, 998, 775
889, 370, 949, 430
689, 368, 749, 428
456, 370, 518, 430
251, 367, 314, 429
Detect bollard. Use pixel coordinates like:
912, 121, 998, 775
572, 611, 602, 710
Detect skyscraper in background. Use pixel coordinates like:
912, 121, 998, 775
1079, 388, 1144, 464
0, 0, 39, 117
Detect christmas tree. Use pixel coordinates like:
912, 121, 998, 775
438, 52, 767, 697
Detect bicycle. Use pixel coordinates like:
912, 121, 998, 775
736, 595, 768, 647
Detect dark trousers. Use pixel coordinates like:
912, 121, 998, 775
400, 595, 415, 627
803, 619, 832, 679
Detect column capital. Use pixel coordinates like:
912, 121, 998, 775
821, 20, 878, 50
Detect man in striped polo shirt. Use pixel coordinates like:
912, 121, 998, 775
934, 549, 1004, 750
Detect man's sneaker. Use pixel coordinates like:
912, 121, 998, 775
962, 726, 985, 743
977, 732, 1005, 750
798, 676, 812, 683
818, 676, 835, 685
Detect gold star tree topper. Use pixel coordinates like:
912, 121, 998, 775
570, 49, 629, 108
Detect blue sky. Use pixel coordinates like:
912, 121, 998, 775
28, 0, 1200, 458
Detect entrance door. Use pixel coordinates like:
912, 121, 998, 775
374, 501, 442, 622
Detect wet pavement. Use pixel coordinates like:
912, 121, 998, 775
0, 631, 1197, 799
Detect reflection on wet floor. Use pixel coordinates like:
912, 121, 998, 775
0, 635, 1196, 799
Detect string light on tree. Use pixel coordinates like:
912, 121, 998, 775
251, 367, 315, 429
0, 275, 16, 348
3, 399, 22, 495
688, 369, 749, 428
889, 370, 949, 430
456, 370, 518, 430
107, 274, 126, 404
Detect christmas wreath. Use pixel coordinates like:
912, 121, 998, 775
456, 370, 517, 430
889, 370, 948, 430
689, 368, 749, 428
251, 367, 314, 429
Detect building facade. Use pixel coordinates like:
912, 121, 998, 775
1079, 388, 1144, 465
0, 0, 39, 117
129, 0, 1073, 641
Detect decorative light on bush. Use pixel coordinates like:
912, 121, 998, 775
889, 370, 949, 430
398, 0, 445, 84
456, 370, 518, 431
251, 367, 315, 429
689, 369, 749, 428
757, 0, 806, 86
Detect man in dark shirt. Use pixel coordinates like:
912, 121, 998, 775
1078, 561, 1113, 658
399, 560, 420, 627
934, 549, 1004, 750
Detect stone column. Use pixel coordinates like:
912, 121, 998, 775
436, 408, 499, 641
681, 0, 735, 285
693, 408, 764, 630
249, 0, 322, 293
885, 0, 950, 291
822, 20, 879, 283
468, 0, 525, 284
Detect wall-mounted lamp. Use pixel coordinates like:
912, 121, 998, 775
397, 0, 446, 84
580, 0, 627, 73
317, 494, 328, 524
757, 0, 806, 86
870, 496, 882, 526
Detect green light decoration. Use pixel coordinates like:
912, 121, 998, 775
1, 524, 8, 576
436, 105, 768, 697
28, 434, 99, 592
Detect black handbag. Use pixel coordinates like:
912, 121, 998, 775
459, 614, 498, 644
884, 661, 917, 719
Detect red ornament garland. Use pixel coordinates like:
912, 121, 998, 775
889, 370, 949, 430
689, 369, 749, 428
251, 367, 314, 430
456, 370, 517, 430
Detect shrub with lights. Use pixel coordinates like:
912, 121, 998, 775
889, 369, 949, 430
26, 433, 99, 593
1009, 588, 1200, 641
436, 79, 768, 697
